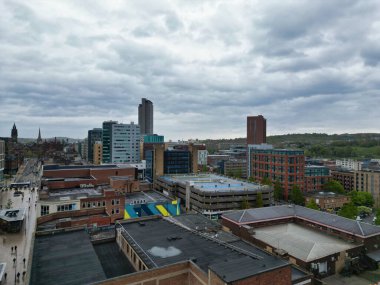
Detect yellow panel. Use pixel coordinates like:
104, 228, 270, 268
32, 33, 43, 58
124, 209, 131, 219
156, 205, 170, 217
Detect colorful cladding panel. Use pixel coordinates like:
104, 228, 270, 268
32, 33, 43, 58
124, 199, 181, 219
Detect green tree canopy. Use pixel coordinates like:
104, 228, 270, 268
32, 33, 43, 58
261, 177, 272, 186
323, 180, 344, 194
256, 192, 263, 208
273, 181, 283, 201
289, 185, 304, 205
241, 197, 251, 209
349, 191, 374, 207
306, 198, 319, 210
338, 202, 358, 219
357, 206, 372, 215
375, 209, 380, 226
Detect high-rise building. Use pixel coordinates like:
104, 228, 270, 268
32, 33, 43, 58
0, 140, 4, 183
247, 115, 266, 145
111, 123, 140, 163
87, 128, 103, 163
102, 121, 117, 163
138, 98, 153, 135
93, 141, 103, 165
11, 123, 18, 143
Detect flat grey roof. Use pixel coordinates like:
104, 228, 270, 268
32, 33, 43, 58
0, 208, 26, 222
223, 205, 380, 238
46, 188, 103, 201
159, 174, 270, 193
30, 230, 106, 285
119, 217, 288, 283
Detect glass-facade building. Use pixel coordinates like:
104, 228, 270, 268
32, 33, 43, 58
144, 134, 164, 143
102, 121, 117, 163
87, 128, 102, 163
164, 150, 191, 174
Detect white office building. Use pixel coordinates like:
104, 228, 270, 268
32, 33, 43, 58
111, 123, 140, 163
336, 159, 362, 171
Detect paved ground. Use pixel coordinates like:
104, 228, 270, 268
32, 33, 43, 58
323, 274, 372, 285
0, 160, 40, 284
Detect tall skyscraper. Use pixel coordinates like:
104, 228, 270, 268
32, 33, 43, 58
138, 98, 153, 135
102, 121, 117, 163
87, 128, 103, 163
247, 115, 266, 145
11, 123, 18, 143
0, 140, 4, 183
111, 123, 140, 163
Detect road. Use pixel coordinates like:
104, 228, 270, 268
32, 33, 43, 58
0, 159, 40, 284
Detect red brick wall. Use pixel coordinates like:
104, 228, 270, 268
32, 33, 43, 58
43, 168, 89, 178
232, 266, 291, 285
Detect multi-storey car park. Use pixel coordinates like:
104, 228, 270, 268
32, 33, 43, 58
155, 173, 273, 219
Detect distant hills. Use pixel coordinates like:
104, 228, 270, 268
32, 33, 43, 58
199, 133, 380, 159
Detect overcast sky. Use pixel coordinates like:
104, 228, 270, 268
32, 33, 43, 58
1, 0, 380, 141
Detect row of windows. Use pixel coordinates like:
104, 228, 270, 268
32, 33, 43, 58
82, 199, 120, 209
57, 204, 76, 212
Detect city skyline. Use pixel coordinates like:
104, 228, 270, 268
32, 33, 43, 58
1, 1, 380, 140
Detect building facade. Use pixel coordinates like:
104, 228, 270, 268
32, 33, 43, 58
336, 159, 362, 171
138, 98, 153, 135
304, 192, 350, 210
102, 120, 117, 163
247, 115, 266, 145
304, 165, 331, 192
223, 159, 247, 178
111, 123, 140, 163
331, 169, 355, 192
354, 170, 380, 206
93, 141, 102, 165
248, 145, 305, 199
87, 128, 102, 163
0, 140, 4, 183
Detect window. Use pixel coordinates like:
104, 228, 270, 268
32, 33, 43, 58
41, 205, 50, 216
116, 208, 120, 214
57, 204, 75, 212
116, 199, 120, 205
112, 199, 115, 205
102, 201, 106, 206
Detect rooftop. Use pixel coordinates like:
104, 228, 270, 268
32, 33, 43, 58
254, 223, 358, 262
223, 205, 380, 238
159, 174, 269, 193
304, 191, 347, 198
30, 230, 107, 285
30, 230, 134, 285
0, 208, 26, 222
118, 217, 288, 283
45, 187, 103, 201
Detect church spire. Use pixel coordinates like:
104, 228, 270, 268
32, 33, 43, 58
37, 127, 42, 144
11, 123, 18, 143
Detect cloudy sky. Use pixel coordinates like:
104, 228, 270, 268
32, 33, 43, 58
1, 0, 380, 140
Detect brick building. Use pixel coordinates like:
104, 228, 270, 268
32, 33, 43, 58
304, 165, 331, 192
331, 169, 355, 192
42, 164, 137, 190
247, 115, 266, 145
304, 192, 350, 210
116, 216, 294, 285
248, 145, 305, 199
222, 205, 380, 278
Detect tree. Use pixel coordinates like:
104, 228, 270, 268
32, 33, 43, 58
248, 176, 255, 183
306, 198, 319, 210
241, 197, 251, 209
289, 185, 304, 205
323, 180, 344, 194
349, 191, 374, 207
256, 192, 263, 208
357, 206, 372, 216
375, 209, 380, 226
261, 177, 272, 186
338, 202, 358, 219
273, 181, 283, 201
